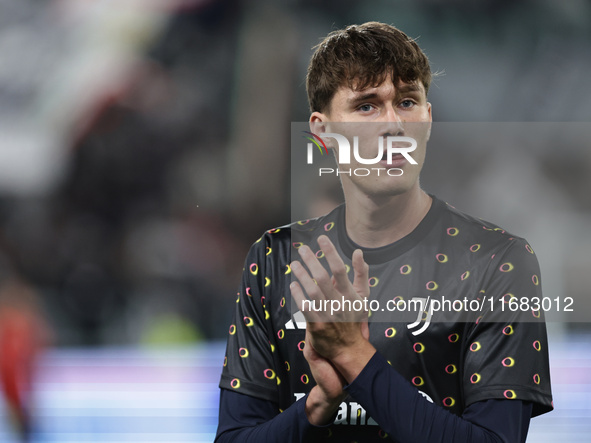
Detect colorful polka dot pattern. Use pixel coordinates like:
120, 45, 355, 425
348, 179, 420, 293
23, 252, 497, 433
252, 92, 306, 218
220, 198, 553, 434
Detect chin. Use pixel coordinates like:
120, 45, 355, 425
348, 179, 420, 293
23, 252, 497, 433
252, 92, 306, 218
362, 183, 413, 199
343, 173, 419, 200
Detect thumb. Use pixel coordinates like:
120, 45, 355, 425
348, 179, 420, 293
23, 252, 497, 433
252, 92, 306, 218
361, 319, 370, 341
352, 249, 369, 299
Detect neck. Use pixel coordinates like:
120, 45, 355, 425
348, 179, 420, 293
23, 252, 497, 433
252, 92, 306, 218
343, 185, 432, 248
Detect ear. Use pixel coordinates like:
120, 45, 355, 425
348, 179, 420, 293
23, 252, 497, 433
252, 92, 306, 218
425, 102, 432, 141
309, 111, 335, 148
309, 111, 327, 131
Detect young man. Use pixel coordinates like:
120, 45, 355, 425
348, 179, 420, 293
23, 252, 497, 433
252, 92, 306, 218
216, 22, 553, 442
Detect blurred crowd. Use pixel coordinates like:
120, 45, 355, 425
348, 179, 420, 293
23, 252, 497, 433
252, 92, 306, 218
0, 0, 255, 346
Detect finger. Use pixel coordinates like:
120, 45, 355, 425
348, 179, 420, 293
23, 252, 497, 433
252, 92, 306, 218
302, 329, 319, 361
352, 249, 370, 300
361, 320, 370, 341
295, 245, 333, 299
289, 280, 320, 322
316, 235, 350, 293
290, 259, 327, 305
289, 280, 306, 312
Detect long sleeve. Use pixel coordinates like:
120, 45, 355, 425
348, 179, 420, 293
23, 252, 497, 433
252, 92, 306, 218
215, 367, 532, 443
344, 351, 533, 442
215, 389, 331, 443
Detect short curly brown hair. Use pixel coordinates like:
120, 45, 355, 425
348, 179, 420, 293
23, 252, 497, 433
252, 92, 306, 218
306, 22, 432, 113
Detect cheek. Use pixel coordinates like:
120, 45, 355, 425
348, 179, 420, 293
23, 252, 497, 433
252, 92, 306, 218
407, 125, 430, 155
405, 140, 428, 171
415, 138, 428, 160
410, 121, 430, 139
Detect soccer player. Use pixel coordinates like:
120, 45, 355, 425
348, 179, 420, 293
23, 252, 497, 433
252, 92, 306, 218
216, 22, 553, 442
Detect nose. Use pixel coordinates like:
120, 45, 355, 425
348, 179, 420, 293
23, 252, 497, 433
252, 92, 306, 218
379, 105, 404, 136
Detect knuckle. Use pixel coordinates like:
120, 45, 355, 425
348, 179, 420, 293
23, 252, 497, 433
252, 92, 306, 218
333, 264, 347, 276
306, 285, 322, 298
315, 273, 330, 287
303, 344, 312, 359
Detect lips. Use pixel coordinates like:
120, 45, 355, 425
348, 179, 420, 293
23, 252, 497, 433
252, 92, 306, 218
380, 154, 406, 168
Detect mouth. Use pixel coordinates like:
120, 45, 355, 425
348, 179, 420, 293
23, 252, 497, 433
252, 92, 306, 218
380, 153, 406, 168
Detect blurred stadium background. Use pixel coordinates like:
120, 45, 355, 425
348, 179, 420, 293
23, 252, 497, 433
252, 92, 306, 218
0, 0, 590, 441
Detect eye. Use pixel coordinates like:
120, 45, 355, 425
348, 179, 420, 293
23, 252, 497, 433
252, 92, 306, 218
400, 99, 415, 108
358, 104, 374, 112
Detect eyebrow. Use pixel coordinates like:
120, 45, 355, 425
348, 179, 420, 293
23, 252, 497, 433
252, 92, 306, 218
397, 83, 422, 93
347, 83, 424, 105
347, 93, 379, 105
